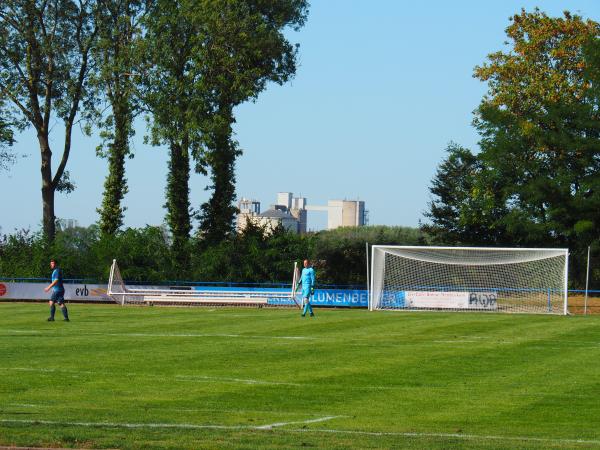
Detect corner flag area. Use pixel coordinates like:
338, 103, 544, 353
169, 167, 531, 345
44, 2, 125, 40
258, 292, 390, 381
1, 303, 600, 449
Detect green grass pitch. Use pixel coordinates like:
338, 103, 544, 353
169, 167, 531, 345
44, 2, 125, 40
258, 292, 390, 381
1, 303, 600, 449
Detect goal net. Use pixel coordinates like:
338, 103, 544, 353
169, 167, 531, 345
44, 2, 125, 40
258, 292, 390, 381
370, 246, 569, 315
107, 259, 301, 307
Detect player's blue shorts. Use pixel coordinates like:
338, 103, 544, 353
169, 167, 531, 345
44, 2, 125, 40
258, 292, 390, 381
50, 290, 65, 304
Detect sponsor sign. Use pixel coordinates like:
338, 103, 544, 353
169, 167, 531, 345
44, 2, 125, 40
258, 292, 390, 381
406, 291, 471, 309
312, 289, 368, 307
0, 283, 498, 310
468, 292, 498, 310
404, 291, 497, 310
270, 290, 368, 307
0, 282, 112, 302
193, 286, 368, 307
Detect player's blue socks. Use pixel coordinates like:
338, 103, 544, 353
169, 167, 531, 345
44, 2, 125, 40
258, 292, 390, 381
49, 304, 56, 319
61, 306, 69, 320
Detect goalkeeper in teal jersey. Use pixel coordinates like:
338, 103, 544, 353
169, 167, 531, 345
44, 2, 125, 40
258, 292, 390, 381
296, 259, 316, 317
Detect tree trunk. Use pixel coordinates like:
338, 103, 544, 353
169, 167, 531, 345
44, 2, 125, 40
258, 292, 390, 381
39, 133, 55, 241
165, 139, 191, 269
199, 123, 238, 244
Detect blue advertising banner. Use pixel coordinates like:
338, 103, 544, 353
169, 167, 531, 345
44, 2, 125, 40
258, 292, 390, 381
312, 289, 368, 307
193, 286, 369, 308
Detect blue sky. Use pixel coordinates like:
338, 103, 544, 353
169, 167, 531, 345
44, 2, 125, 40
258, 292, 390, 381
2, 1, 600, 233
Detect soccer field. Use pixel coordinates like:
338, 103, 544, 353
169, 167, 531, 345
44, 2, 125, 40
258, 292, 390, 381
1, 303, 600, 449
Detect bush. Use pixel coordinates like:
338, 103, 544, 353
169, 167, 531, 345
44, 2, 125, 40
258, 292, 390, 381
0, 224, 425, 286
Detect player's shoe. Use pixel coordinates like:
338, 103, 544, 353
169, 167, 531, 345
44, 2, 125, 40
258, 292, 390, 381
47, 317, 54, 321
63, 318, 70, 322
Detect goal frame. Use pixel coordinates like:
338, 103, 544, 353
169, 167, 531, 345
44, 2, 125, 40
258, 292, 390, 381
369, 246, 569, 315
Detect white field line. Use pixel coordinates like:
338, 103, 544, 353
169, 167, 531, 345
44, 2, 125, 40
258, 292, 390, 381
0, 417, 342, 431
100, 332, 314, 340
0, 367, 302, 387
255, 416, 342, 429
0, 367, 93, 374
1, 419, 599, 446
175, 375, 301, 386
0, 368, 302, 388
2, 330, 41, 333
7, 404, 41, 408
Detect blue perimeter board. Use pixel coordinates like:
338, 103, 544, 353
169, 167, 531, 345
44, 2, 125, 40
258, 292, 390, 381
192, 286, 368, 307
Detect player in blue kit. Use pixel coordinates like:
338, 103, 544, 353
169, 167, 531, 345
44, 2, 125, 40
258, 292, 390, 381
44, 259, 69, 322
296, 259, 316, 317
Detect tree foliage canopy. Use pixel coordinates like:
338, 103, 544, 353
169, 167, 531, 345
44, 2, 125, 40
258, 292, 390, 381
0, 0, 100, 240
425, 9, 600, 286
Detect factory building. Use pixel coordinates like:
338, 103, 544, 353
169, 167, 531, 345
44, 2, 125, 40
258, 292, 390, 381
236, 193, 367, 234
237, 198, 300, 233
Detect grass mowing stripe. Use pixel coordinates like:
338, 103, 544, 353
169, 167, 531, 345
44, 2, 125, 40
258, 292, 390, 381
285, 428, 600, 446
0, 331, 315, 340
4, 404, 339, 416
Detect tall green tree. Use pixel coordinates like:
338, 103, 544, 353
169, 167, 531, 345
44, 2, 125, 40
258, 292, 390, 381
472, 9, 600, 253
94, 0, 145, 235
140, 0, 207, 270
0, 0, 100, 241
427, 9, 600, 277
423, 142, 509, 245
141, 0, 308, 264
196, 0, 309, 244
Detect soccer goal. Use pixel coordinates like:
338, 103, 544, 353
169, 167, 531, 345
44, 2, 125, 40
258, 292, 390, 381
370, 246, 569, 315
107, 259, 302, 307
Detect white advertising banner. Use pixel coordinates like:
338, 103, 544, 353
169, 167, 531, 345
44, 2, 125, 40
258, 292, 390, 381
405, 291, 497, 310
405, 291, 470, 309
0, 282, 112, 302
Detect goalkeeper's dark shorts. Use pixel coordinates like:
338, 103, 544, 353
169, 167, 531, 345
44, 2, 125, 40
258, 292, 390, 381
50, 290, 65, 304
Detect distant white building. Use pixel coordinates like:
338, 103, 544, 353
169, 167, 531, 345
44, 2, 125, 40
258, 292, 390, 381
257, 206, 299, 233
236, 192, 367, 233
237, 198, 261, 232
325, 200, 366, 229
57, 218, 79, 230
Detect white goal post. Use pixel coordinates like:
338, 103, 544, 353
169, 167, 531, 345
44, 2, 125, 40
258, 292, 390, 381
107, 259, 302, 307
369, 246, 569, 315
